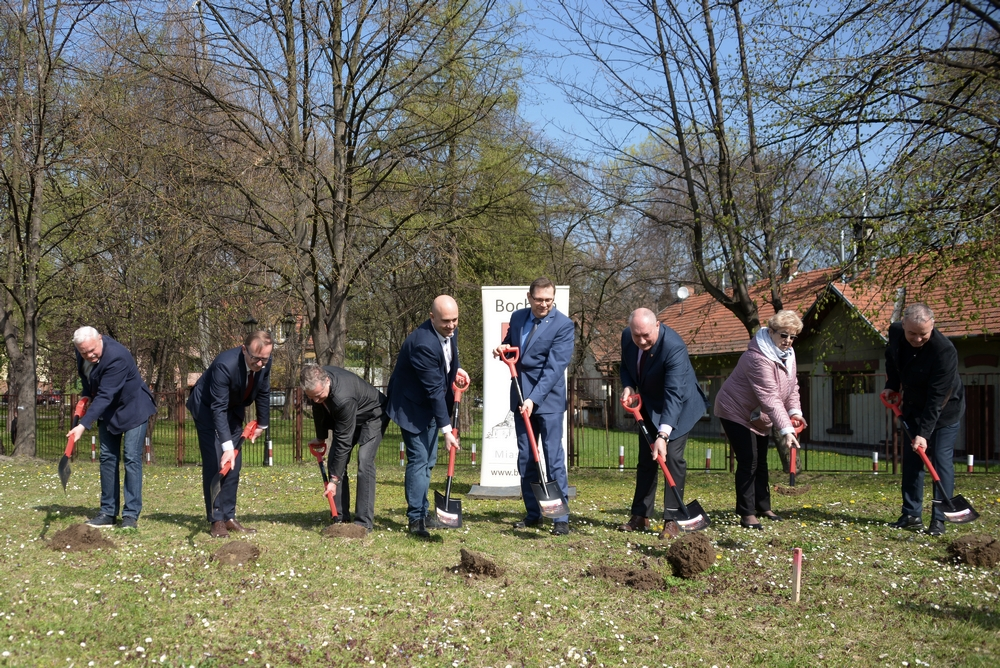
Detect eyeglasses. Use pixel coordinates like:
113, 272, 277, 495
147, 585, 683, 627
779, 333, 798, 341
244, 347, 271, 364
529, 295, 554, 305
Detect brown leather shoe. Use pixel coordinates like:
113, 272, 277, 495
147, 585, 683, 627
618, 515, 650, 532
225, 519, 257, 534
658, 520, 680, 540
210, 520, 228, 538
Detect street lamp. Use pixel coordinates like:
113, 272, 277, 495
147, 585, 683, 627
242, 315, 258, 336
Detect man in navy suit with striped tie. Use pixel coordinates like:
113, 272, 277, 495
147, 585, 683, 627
188, 330, 272, 538
493, 277, 575, 535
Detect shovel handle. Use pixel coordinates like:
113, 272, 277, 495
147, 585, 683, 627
308, 439, 328, 462
73, 398, 90, 421
324, 488, 338, 518
446, 444, 457, 478
242, 420, 258, 441
915, 446, 942, 484
622, 395, 680, 487
220, 449, 239, 476
64, 434, 76, 458
499, 346, 520, 373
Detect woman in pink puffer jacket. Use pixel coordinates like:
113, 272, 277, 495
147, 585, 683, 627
714, 310, 806, 529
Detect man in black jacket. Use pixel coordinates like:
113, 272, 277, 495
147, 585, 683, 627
301, 363, 389, 532
882, 303, 965, 536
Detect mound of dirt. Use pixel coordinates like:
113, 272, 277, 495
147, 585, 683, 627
48, 524, 116, 552
588, 564, 664, 591
947, 534, 1000, 568
211, 541, 260, 565
666, 532, 716, 578
453, 548, 504, 578
774, 484, 811, 496
323, 523, 368, 539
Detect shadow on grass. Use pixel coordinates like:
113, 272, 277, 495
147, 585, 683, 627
900, 600, 1000, 630
33, 503, 97, 540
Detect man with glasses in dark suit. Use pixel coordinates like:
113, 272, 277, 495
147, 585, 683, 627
188, 330, 272, 538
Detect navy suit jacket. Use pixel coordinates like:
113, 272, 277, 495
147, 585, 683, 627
187, 346, 271, 445
620, 323, 707, 439
77, 336, 157, 435
501, 307, 575, 415
386, 320, 458, 433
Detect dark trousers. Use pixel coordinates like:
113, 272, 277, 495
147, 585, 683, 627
194, 418, 243, 523
901, 420, 959, 522
722, 418, 773, 517
630, 431, 689, 520
331, 413, 389, 528
515, 410, 570, 523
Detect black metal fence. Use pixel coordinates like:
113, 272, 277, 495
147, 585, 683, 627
4, 372, 996, 474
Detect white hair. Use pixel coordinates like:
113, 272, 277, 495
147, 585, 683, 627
72, 326, 101, 345
903, 303, 934, 324
300, 364, 328, 392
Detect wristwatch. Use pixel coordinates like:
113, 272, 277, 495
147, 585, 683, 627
657, 432, 669, 441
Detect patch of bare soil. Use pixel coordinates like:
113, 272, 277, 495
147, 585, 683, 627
947, 534, 1000, 568
322, 523, 368, 539
451, 548, 504, 578
48, 524, 116, 552
587, 564, 664, 591
211, 541, 260, 565
666, 532, 716, 578
774, 484, 811, 495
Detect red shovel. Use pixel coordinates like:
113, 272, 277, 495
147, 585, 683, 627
434, 375, 469, 528
499, 347, 569, 518
880, 392, 978, 524
308, 439, 339, 519
58, 398, 90, 491
789, 416, 806, 487
209, 420, 256, 509
621, 394, 710, 532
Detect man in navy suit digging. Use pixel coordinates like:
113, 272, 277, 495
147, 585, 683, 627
493, 277, 575, 535
69, 327, 157, 530
188, 330, 271, 538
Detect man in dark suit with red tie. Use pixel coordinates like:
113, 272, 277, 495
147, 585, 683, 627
188, 330, 272, 538
619, 308, 707, 539
493, 277, 575, 535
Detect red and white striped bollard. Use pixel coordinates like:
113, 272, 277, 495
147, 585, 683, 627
705, 447, 712, 472
618, 445, 624, 471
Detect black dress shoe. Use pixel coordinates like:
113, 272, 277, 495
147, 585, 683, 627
408, 519, 430, 538
551, 521, 570, 536
890, 514, 923, 529
761, 512, 783, 521
927, 519, 945, 536
513, 518, 542, 529
740, 520, 764, 530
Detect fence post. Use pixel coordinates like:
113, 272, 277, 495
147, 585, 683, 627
967, 454, 974, 473
293, 387, 303, 463
176, 390, 185, 467
567, 378, 577, 467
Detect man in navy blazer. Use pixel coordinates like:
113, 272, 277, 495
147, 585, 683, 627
68, 327, 157, 529
187, 330, 271, 538
387, 295, 469, 537
619, 308, 707, 538
493, 277, 575, 535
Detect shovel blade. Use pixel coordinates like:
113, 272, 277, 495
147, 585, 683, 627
936, 495, 979, 524
433, 491, 463, 528
675, 500, 711, 532
675, 502, 711, 532
209, 474, 222, 510
58, 456, 71, 492
531, 482, 569, 518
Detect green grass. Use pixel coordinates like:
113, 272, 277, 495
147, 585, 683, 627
1, 457, 998, 667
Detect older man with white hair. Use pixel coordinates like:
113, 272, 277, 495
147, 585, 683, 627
882, 303, 965, 536
68, 327, 157, 529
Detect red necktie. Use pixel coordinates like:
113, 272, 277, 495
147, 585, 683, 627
243, 371, 255, 401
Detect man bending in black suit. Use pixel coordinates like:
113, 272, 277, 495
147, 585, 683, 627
188, 330, 272, 538
882, 303, 965, 536
301, 363, 389, 532
619, 308, 707, 539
